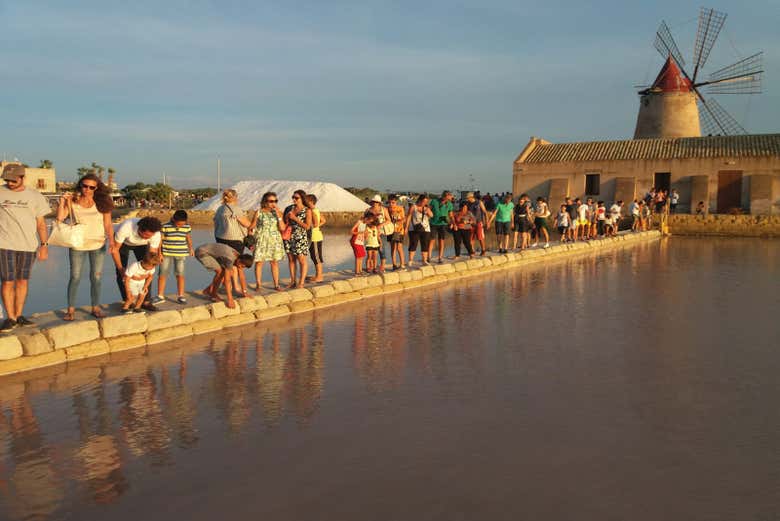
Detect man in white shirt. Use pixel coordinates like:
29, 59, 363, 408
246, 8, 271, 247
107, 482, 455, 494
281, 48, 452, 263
111, 217, 162, 310
0, 164, 50, 331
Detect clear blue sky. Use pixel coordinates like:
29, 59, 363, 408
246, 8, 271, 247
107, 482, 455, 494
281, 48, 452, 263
2, 0, 777, 192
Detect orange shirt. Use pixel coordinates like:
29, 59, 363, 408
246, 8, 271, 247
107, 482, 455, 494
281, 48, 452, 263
389, 206, 406, 234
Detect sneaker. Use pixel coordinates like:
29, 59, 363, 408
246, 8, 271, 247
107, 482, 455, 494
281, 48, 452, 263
141, 302, 158, 312
544, 242, 550, 249
0, 319, 17, 332
177, 296, 187, 304
133, 308, 145, 314
16, 316, 34, 326
408, 260, 415, 267
437, 258, 443, 264
124, 309, 135, 315
151, 295, 165, 305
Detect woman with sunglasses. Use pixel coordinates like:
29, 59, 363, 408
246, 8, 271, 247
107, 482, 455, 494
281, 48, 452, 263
56, 173, 115, 320
284, 190, 312, 289
249, 192, 285, 291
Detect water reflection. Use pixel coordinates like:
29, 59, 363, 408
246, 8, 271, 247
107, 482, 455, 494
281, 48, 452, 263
0, 237, 776, 520
0, 395, 65, 521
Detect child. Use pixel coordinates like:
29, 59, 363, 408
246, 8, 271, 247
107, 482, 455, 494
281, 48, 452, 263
364, 217, 380, 273
154, 209, 194, 305
639, 200, 651, 230
305, 194, 326, 283
577, 198, 590, 241
123, 253, 161, 314
195, 243, 254, 309
388, 194, 406, 270
350, 215, 368, 275
555, 204, 570, 242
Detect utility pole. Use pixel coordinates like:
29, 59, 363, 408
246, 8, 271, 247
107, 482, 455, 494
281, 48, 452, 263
217, 156, 222, 192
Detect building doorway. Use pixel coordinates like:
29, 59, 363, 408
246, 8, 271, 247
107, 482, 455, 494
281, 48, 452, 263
717, 171, 743, 213
654, 172, 671, 193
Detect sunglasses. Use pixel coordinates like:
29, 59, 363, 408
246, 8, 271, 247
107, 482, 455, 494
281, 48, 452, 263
292, 196, 301, 200
268, 199, 278, 203
81, 184, 98, 191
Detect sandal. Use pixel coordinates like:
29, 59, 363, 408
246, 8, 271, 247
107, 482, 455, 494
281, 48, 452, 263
91, 309, 105, 319
63, 310, 75, 322
274, 286, 284, 292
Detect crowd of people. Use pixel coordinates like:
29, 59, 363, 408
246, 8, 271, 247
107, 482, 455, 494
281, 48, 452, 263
0, 163, 665, 331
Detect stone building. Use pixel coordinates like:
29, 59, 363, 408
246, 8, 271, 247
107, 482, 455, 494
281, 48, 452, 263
512, 133, 780, 214
0, 161, 57, 193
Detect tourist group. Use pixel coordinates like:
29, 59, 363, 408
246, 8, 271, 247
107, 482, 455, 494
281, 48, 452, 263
0, 163, 663, 331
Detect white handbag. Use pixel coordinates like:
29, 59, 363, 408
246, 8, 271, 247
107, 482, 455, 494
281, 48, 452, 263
48, 203, 86, 249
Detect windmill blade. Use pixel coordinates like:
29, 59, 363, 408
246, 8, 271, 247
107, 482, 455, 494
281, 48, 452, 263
692, 7, 727, 83
700, 52, 763, 94
697, 95, 747, 136
654, 21, 686, 68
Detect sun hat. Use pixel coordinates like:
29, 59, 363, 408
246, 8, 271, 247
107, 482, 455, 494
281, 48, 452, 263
1, 164, 25, 181
371, 194, 382, 203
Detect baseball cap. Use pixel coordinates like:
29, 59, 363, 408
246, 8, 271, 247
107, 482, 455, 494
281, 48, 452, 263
1, 164, 25, 181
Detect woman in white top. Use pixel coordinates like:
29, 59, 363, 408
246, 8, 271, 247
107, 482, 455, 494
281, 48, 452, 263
404, 194, 433, 266
214, 189, 252, 252
56, 174, 115, 320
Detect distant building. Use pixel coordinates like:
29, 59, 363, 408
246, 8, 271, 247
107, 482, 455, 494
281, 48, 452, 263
0, 161, 57, 193
512, 134, 780, 215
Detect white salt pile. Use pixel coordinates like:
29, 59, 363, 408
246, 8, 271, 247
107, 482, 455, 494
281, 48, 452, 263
194, 180, 369, 212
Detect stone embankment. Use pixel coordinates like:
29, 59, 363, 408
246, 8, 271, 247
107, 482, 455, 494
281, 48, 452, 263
126, 209, 364, 228
665, 214, 780, 237
0, 231, 661, 377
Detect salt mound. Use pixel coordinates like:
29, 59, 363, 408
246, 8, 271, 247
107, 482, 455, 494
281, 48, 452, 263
194, 180, 369, 212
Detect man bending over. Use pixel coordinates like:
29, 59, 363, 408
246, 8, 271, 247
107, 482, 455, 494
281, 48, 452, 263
194, 243, 253, 309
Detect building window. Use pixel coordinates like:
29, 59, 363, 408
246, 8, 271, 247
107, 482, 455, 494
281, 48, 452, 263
37, 179, 46, 190
585, 173, 600, 195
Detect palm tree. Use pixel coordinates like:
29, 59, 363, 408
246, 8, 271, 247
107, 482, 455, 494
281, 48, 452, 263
90, 162, 105, 180
38, 159, 53, 169
107, 168, 116, 190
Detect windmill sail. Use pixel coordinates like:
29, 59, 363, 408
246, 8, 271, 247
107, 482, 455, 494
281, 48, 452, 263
654, 21, 686, 68
697, 96, 747, 136
703, 52, 763, 94
692, 7, 727, 82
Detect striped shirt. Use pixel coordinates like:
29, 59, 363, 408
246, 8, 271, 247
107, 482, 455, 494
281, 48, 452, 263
161, 221, 192, 257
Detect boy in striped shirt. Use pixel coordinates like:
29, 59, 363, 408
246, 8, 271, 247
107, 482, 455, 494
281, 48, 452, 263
153, 210, 194, 304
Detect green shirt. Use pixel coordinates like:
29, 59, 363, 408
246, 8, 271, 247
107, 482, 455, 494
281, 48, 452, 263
429, 199, 453, 226
495, 202, 514, 223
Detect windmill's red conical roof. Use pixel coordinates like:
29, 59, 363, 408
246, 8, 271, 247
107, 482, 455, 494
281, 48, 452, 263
651, 56, 692, 92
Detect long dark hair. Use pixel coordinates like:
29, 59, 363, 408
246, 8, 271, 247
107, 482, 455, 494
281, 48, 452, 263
293, 189, 307, 206
75, 174, 114, 214
260, 192, 277, 210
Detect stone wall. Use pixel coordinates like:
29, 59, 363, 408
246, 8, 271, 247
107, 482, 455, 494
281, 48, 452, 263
665, 214, 780, 237
0, 231, 661, 377
128, 209, 365, 228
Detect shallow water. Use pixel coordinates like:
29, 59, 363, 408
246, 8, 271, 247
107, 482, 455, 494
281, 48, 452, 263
1, 237, 778, 520
27, 227, 488, 315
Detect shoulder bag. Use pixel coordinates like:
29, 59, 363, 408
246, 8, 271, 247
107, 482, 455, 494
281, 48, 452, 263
49, 201, 86, 249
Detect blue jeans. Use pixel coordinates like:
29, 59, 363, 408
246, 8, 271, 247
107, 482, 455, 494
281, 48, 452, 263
68, 246, 106, 308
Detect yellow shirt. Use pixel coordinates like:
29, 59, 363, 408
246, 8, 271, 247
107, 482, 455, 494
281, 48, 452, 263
310, 208, 323, 242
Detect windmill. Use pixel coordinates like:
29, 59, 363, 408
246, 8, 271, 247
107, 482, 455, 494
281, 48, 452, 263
633, 7, 764, 139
